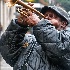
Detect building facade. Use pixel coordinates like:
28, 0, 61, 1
0, 0, 15, 32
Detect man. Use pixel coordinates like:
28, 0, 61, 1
0, 5, 70, 70
26, 6, 70, 70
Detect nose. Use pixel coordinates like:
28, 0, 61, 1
45, 16, 52, 20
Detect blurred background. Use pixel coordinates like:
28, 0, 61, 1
0, 0, 70, 70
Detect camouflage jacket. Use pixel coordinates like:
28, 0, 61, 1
0, 19, 70, 70
0, 19, 49, 70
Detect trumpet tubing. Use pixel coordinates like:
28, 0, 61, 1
17, 8, 28, 18
5, 0, 45, 18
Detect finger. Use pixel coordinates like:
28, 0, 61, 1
28, 2, 34, 6
27, 11, 33, 16
26, 18, 37, 26
26, 17, 33, 26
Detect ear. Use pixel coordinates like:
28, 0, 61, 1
61, 21, 67, 29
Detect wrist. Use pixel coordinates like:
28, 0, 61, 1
15, 19, 28, 27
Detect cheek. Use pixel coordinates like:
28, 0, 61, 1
50, 19, 60, 27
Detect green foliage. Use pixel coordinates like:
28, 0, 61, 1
22, 0, 39, 3
61, 2, 70, 12
56, 0, 70, 12
57, 0, 70, 3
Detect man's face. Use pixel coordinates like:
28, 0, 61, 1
44, 9, 66, 30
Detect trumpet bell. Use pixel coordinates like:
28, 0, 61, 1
5, 0, 18, 7
4, 0, 45, 18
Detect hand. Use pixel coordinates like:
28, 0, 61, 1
17, 2, 40, 26
25, 11, 40, 26
28, 2, 34, 6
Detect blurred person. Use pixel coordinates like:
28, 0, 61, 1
68, 11, 70, 17
0, 22, 2, 67
0, 22, 2, 37
0, 4, 70, 70
39, 0, 48, 6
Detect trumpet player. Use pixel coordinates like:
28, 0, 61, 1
0, 5, 70, 70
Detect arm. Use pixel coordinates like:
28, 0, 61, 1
0, 19, 29, 67
33, 19, 61, 43
33, 19, 70, 69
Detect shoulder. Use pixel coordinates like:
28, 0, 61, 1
61, 27, 70, 38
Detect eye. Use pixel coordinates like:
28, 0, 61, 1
45, 14, 48, 17
49, 14, 53, 18
54, 16, 58, 18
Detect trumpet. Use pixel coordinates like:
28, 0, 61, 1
5, 0, 45, 18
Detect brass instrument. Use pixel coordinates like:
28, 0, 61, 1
5, 0, 45, 18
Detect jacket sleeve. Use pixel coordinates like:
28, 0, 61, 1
0, 19, 29, 67
33, 19, 70, 69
